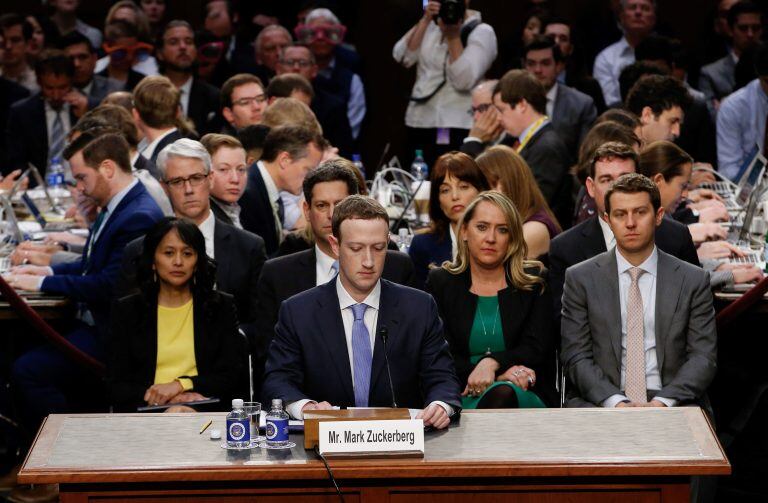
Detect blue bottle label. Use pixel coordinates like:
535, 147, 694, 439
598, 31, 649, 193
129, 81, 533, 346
266, 418, 289, 441
226, 418, 250, 442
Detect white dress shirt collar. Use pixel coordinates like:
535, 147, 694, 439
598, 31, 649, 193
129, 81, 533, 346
616, 245, 658, 278
141, 127, 178, 161
315, 244, 337, 286
130, 151, 139, 169
449, 224, 458, 261
198, 209, 216, 259
257, 160, 280, 205
597, 216, 616, 250
517, 115, 550, 145
178, 76, 193, 115
336, 276, 381, 312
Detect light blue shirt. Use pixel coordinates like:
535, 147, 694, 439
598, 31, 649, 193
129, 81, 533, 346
602, 247, 676, 408
716, 78, 768, 180
593, 37, 634, 107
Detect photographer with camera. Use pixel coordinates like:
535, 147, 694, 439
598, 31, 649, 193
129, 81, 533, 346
393, 0, 497, 167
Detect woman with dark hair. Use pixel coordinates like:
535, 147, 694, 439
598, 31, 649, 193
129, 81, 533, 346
408, 151, 490, 287
109, 217, 246, 412
426, 191, 555, 409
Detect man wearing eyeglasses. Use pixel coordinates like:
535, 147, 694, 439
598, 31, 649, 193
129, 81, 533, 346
117, 138, 266, 353
459, 79, 511, 158
220, 73, 267, 135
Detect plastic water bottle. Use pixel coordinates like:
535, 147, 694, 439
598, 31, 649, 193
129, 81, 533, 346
265, 399, 289, 448
352, 153, 366, 179
47, 157, 65, 189
226, 398, 250, 448
410, 149, 428, 181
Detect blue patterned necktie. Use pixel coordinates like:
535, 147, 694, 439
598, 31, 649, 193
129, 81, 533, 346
350, 303, 372, 407
48, 111, 65, 164
330, 260, 339, 277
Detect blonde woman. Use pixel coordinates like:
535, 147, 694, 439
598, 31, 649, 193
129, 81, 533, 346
476, 145, 561, 259
425, 191, 555, 409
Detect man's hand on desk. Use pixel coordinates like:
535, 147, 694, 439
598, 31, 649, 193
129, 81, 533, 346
5, 274, 42, 291
696, 202, 730, 223
687, 188, 723, 204
698, 240, 745, 260
11, 265, 52, 276
718, 263, 764, 284
416, 403, 450, 430
688, 223, 727, 244
301, 401, 334, 413
10, 247, 54, 266
44, 231, 86, 246
691, 163, 717, 186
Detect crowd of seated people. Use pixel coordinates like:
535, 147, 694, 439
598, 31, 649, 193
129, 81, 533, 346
1, 0, 768, 500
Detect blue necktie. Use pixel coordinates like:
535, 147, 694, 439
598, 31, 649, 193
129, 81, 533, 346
330, 260, 339, 277
350, 303, 372, 407
49, 111, 65, 164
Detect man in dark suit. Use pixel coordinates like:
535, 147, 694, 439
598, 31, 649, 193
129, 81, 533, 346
255, 161, 416, 386
491, 69, 573, 227
5, 50, 86, 176
157, 21, 221, 136
61, 31, 122, 104
561, 173, 716, 409
0, 75, 29, 167
133, 75, 188, 164
262, 195, 461, 428
240, 125, 324, 256
549, 142, 700, 325
117, 138, 266, 339
459, 80, 516, 159
523, 35, 597, 159
7, 132, 164, 427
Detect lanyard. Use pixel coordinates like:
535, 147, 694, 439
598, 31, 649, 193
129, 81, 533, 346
516, 116, 548, 153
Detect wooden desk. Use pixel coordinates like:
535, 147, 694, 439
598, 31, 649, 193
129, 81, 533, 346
19, 408, 729, 502
0, 295, 70, 320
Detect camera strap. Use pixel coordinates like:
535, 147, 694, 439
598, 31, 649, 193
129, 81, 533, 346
409, 19, 481, 104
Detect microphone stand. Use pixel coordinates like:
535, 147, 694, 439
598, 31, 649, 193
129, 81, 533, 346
379, 326, 398, 408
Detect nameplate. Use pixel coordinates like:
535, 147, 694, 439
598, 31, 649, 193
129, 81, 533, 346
318, 419, 424, 458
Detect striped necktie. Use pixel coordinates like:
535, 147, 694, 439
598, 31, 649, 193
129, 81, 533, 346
48, 111, 65, 164
350, 303, 372, 407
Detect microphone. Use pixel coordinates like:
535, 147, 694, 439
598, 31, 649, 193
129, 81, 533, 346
379, 326, 398, 408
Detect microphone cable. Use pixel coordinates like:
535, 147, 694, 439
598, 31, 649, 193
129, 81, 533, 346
315, 445, 344, 503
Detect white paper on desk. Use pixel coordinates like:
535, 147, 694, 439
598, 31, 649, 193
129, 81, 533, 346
346, 407, 423, 419
18, 221, 42, 233
258, 413, 303, 428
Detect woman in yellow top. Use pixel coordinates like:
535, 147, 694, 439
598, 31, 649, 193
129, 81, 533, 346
109, 217, 246, 411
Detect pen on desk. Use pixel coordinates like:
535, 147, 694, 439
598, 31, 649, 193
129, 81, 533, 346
199, 419, 212, 435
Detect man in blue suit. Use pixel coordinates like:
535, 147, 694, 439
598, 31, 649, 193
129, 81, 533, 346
262, 196, 461, 429
7, 131, 163, 427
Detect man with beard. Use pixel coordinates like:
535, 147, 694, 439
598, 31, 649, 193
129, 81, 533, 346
157, 20, 220, 135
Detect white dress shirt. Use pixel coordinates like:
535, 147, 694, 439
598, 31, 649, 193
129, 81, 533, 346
139, 128, 178, 162
449, 224, 458, 262
178, 76, 193, 116
392, 10, 498, 129
593, 36, 634, 106
279, 191, 303, 231
257, 161, 283, 239
286, 278, 454, 419
598, 216, 616, 250
546, 83, 558, 118
0, 65, 39, 93
315, 245, 338, 286
198, 210, 216, 259
602, 247, 676, 408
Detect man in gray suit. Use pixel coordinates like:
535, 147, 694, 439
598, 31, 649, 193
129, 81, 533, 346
561, 173, 717, 409
61, 31, 121, 104
524, 35, 596, 158
699, 1, 762, 114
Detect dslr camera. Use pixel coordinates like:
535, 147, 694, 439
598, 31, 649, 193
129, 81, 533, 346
436, 0, 465, 25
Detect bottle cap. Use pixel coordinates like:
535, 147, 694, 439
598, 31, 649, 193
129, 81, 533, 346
271, 398, 282, 408
210, 428, 221, 440
232, 398, 244, 408
415, 149, 423, 157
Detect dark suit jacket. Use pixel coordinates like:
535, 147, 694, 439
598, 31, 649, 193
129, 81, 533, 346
426, 267, 557, 406
5, 93, 78, 175
97, 68, 146, 92
41, 182, 163, 334
408, 230, 452, 289
276, 232, 400, 257
239, 163, 280, 256
676, 95, 717, 167
148, 129, 185, 164
0, 76, 29, 169
133, 152, 161, 180
210, 197, 235, 227
117, 218, 267, 329
186, 77, 221, 135
518, 122, 573, 227
551, 84, 597, 159
254, 247, 416, 359
561, 249, 717, 408
549, 215, 701, 327
262, 279, 462, 411
83, 74, 122, 104
459, 133, 515, 159
312, 90, 354, 158
109, 291, 247, 412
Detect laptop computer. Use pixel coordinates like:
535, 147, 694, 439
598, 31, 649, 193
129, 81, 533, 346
701, 146, 763, 209
21, 193, 76, 232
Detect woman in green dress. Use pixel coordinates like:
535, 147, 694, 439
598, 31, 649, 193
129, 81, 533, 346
426, 191, 556, 408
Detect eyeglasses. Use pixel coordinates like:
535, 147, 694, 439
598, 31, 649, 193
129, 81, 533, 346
103, 41, 153, 62
294, 23, 347, 45
164, 173, 208, 188
279, 58, 313, 68
232, 95, 267, 107
470, 103, 493, 114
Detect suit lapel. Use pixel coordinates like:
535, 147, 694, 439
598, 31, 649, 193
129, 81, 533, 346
301, 249, 319, 291
370, 281, 400, 398
581, 217, 609, 259
595, 251, 623, 371
213, 220, 231, 290
654, 251, 682, 372
316, 282, 355, 404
